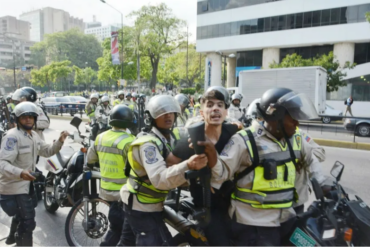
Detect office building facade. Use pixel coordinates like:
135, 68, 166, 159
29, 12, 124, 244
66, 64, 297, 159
196, 0, 370, 115
20, 7, 85, 42
85, 25, 120, 42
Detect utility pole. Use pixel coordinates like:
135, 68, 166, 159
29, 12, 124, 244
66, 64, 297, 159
136, 32, 141, 91
186, 26, 189, 83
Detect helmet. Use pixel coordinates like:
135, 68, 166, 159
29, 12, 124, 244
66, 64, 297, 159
109, 105, 135, 129
101, 96, 109, 103
196, 94, 202, 103
117, 91, 124, 97
203, 86, 230, 108
257, 88, 318, 121
139, 94, 146, 98
99, 94, 103, 98
12, 87, 37, 102
90, 93, 99, 100
6, 94, 12, 100
132, 92, 138, 98
246, 98, 261, 120
145, 95, 181, 119
174, 94, 190, 108
232, 93, 243, 102
126, 92, 132, 98
13, 102, 38, 118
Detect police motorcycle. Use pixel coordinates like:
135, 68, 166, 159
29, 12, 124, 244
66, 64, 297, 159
284, 161, 370, 247
43, 117, 105, 222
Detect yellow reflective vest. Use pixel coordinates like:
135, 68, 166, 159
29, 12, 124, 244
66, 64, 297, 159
7, 103, 15, 112
126, 130, 180, 204
232, 127, 302, 209
95, 130, 135, 193
193, 103, 201, 117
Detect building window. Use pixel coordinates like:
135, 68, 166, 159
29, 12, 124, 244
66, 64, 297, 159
354, 43, 370, 65
237, 50, 263, 67
327, 75, 370, 101
197, 0, 282, 15
280, 45, 333, 61
197, 4, 370, 40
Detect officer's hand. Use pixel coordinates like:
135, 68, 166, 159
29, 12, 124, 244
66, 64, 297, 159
21, 170, 36, 181
197, 139, 218, 168
187, 154, 208, 170
59, 131, 70, 143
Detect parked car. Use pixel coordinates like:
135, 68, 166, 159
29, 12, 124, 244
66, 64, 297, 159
344, 118, 370, 137
321, 104, 343, 124
65, 96, 88, 104
40, 97, 80, 116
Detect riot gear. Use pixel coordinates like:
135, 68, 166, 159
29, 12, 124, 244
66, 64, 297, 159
12, 87, 37, 103
109, 105, 135, 129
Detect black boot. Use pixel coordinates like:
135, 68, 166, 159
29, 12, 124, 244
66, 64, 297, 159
15, 232, 33, 247
5, 217, 19, 245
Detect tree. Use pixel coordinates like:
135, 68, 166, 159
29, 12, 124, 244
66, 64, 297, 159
158, 44, 205, 87
30, 28, 102, 70
129, 3, 187, 88
270, 52, 356, 92
73, 66, 98, 90
30, 60, 73, 90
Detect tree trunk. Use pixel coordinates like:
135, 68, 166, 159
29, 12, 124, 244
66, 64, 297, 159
150, 58, 159, 89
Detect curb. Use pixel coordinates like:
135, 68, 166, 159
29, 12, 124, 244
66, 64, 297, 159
314, 138, 370, 151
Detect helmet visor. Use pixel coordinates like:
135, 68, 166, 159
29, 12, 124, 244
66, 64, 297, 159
278, 92, 318, 120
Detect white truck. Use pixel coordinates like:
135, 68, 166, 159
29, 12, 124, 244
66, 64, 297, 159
228, 66, 328, 115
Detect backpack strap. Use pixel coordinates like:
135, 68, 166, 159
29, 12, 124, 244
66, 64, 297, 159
234, 129, 259, 183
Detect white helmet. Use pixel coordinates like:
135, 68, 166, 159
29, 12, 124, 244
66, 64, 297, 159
232, 93, 243, 102
117, 91, 125, 97
246, 98, 261, 120
132, 92, 138, 98
101, 96, 109, 103
13, 102, 39, 118
145, 95, 181, 119
90, 93, 99, 100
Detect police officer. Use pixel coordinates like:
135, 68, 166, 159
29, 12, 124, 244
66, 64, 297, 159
125, 92, 137, 111
12, 87, 50, 140
174, 93, 190, 127
6, 94, 15, 113
86, 93, 99, 141
95, 95, 112, 135
12, 87, 51, 200
0, 102, 68, 246
228, 93, 244, 121
130, 92, 138, 111
87, 105, 136, 246
114, 91, 125, 106
167, 86, 239, 246
119, 95, 208, 246
206, 88, 327, 246
192, 95, 202, 117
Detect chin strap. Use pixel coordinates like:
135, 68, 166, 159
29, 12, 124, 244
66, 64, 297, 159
278, 119, 298, 180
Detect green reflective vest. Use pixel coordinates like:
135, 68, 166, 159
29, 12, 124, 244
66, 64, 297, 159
127, 131, 180, 204
95, 130, 135, 192
85, 103, 96, 118
232, 127, 302, 209
193, 103, 201, 117
7, 103, 15, 112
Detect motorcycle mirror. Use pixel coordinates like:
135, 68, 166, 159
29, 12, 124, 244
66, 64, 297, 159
311, 177, 324, 201
330, 161, 344, 182
70, 117, 82, 130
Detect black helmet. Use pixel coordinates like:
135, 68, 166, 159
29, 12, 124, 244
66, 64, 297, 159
126, 92, 132, 98
12, 87, 37, 102
109, 105, 135, 129
257, 87, 318, 121
203, 86, 230, 108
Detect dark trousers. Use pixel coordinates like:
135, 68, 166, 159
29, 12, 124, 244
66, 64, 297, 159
118, 203, 172, 246
0, 187, 37, 246
230, 219, 281, 246
100, 201, 125, 246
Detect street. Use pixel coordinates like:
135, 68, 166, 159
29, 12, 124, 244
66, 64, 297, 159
0, 118, 370, 246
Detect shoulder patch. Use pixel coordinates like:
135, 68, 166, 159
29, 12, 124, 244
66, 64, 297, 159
257, 128, 263, 135
144, 146, 158, 164
220, 140, 234, 157
4, 137, 17, 151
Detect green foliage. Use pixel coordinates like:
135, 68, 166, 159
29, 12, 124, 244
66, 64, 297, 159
270, 52, 356, 92
30, 28, 102, 70
158, 44, 205, 87
30, 60, 73, 89
180, 88, 196, 95
195, 83, 202, 93
128, 3, 187, 88
73, 66, 98, 89
0, 70, 31, 89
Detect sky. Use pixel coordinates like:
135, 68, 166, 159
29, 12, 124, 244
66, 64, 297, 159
0, 0, 198, 41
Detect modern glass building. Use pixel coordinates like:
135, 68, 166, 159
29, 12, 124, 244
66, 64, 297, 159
196, 0, 370, 116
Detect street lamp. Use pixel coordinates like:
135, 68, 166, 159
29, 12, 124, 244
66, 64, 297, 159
100, 0, 124, 81
216, 51, 235, 86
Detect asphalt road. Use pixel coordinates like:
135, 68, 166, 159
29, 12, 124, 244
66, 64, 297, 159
0, 119, 369, 246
